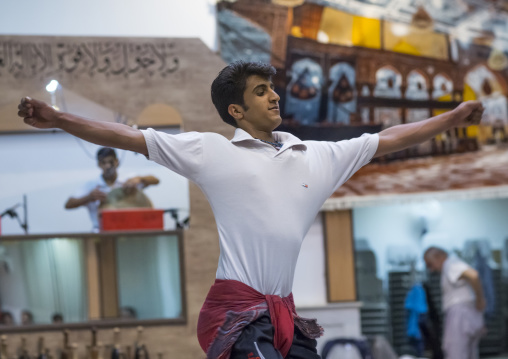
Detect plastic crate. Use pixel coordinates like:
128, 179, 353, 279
100, 208, 164, 231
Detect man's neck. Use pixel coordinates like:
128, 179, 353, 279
102, 174, 118, 186
239, 125, 275, 142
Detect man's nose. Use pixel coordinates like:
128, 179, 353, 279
270, 89, 280, 102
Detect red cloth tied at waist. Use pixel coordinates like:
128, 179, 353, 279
197, 279, 322, 359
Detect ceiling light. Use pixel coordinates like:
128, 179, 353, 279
45, 80, 59, 93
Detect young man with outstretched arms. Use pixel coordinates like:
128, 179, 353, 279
18, 61, 483, 359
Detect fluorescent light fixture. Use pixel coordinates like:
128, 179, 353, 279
45, 80, 59, 93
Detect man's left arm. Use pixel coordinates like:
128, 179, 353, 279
374, 100, 484, 158
123, 175, 160, 191
460, 268, 487, 312
136, 175, 160, 187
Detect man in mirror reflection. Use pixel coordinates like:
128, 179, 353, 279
21, 309, 33, 325
64, 147, 160, 232
120, 306, 137, 320
52, 313, 63, 324
424, 246, 486, 359
0, 311, 14, 325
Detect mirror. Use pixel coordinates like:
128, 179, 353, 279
116, 234, 183, 320
0, 237, 87, 325
0, 231, 184, 330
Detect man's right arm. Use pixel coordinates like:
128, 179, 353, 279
374, 101, 483, 158
65, 195, 92, 209
65, 188, 107, 209
18, 97, 148, 155
460, 268, 487, 312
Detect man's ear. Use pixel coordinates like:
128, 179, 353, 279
228, 104, 244, 121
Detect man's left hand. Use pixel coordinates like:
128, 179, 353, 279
123, 177, 142, 195
452, 100, 484, 127
476, 295, 487, 312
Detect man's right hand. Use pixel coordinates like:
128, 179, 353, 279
88, 188, 107, 202
18, 96, 149, 156
451, 100, 484, 127
476, 295, 487, 312
17, 97, 61, 129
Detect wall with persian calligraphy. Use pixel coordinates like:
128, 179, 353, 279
0, 35, 231, 359
0, 36, 207, 132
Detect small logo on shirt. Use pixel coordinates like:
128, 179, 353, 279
302, 183, 309, 188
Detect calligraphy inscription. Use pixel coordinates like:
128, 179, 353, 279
0, 41, 179, 79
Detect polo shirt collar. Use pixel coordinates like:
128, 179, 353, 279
231, 128, 307, 153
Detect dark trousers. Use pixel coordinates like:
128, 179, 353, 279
230, 313, 321, 359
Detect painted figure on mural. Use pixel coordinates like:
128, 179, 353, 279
327, 62, 356, 125
285, 58, 323, 124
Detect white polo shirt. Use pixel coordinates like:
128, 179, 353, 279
142, 128, 378, 296
441, 256, 476, 311
73, 175, 126, 232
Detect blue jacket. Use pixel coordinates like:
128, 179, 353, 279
405, 284, 428, 339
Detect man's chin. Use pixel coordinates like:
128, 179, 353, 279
103, 172, 116, 180
273, 117, 282, 128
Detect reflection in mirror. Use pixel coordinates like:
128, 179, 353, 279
0, 238, 87, 325
0, 232, 184, 328
116, 235, 182, 320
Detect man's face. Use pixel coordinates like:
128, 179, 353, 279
98, 155, 119, 180
2, 314, 13, 325
240, 75, 281, 131
22, 312, 32, 324
424, 255, 443, 273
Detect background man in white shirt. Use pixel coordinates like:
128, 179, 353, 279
424, 246, 486, 359
65, 147, 159, 231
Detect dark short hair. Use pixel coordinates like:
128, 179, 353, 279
21, 310, 33, 319
0, 311, 13, 324
211, 61, 276, 127
120, 306, 137, 319
424, 246, 448, 259
52, 313, 63, 322
97, 147, 117, 161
